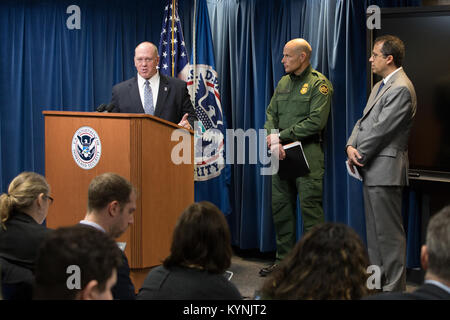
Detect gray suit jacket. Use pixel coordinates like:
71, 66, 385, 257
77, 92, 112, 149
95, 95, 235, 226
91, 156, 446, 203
347, 69, 417, 186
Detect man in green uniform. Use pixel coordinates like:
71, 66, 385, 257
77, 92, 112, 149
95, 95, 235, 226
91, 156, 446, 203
261, 38, 333, 276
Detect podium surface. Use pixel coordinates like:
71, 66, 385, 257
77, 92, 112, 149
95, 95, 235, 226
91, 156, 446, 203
44, 111, 194, 290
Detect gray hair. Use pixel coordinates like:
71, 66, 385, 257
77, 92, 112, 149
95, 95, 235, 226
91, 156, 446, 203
426, 205, 450, 281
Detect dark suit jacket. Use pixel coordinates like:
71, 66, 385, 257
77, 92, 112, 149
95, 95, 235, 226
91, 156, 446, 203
0, 211, 51, 300
78, 223, 136, 300
110, 73, 197, 128
0, 257, 34, 300
0, 211, 52, 271
364, 283, 450, 300
111, 251, 136, 300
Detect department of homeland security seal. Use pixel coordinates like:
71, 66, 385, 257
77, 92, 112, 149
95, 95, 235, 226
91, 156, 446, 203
187, 64, 225, 181
71, 126, 102, 170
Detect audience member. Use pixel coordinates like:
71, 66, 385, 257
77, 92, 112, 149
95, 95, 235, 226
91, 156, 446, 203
366, 205, 450, 300
260, 222, 370, 300
80, 172, 137, 300
137, 201, 242, 300
33, 225, 122, 300
0, 172, 53, 299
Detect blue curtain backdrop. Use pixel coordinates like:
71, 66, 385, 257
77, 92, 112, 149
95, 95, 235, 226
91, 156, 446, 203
0, 0, 421, 267
0, 0, 188, 186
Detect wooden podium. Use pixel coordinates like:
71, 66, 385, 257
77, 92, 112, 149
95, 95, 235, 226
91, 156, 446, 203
43, 111, 194, 290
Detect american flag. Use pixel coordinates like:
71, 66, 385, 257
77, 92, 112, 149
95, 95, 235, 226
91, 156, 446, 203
158, 0, 189, 79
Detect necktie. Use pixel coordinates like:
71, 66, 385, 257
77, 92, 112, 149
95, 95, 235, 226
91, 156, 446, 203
376, 81, 385, 96
143, 80, 154, 115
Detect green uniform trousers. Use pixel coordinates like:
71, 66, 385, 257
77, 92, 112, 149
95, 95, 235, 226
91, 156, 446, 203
271, 142, 325, 262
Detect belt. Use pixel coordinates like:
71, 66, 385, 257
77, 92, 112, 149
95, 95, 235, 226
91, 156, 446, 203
280, 133, 322, 145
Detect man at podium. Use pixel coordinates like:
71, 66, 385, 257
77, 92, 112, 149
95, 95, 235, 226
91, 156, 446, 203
110, 41, 197, 130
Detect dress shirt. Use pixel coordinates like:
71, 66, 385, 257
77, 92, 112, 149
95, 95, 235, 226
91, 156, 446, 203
137, 72, 159, 112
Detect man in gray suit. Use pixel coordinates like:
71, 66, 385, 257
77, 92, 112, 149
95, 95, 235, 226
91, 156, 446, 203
346, 35, 417, 292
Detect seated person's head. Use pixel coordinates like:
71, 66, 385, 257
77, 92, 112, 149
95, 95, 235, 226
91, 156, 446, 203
163, 201, 232, 274
421, 205, 450, 284
0, 172, 52, 228
87, 172, 136, 239
262, 222, 369, 300
33, 225, 122, 300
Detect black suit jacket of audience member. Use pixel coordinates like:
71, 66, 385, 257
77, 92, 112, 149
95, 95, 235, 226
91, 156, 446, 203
0, 211, 52, 271
77, 223, 136, 300
110, 73, 197, 128
0, 211, 51, 300
364, 283, 450, 300
111, 251, 136, 300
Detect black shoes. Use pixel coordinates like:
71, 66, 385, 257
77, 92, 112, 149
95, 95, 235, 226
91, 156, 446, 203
259, 263, 278, 277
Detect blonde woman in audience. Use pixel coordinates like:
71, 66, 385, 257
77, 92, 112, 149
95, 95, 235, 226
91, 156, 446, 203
0, 172, 53, 299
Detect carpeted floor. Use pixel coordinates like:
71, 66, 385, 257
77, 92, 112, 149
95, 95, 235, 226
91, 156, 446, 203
229, 252, 273, 299
228, 248, 421, 300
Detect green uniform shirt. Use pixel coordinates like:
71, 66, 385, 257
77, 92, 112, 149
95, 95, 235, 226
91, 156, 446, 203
264, 64, 333, 142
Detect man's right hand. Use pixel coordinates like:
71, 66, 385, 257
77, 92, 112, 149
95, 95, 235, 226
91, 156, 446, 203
177, 113, 191, 130
266, 133, 280, 148
346, 146, 364, 172
270, 143, 286, 160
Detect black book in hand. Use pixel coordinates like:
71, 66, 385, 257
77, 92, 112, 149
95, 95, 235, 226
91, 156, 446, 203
277, 141, 310, 180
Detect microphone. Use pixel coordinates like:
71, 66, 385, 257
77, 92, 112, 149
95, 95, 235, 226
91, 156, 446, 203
105, 103, 120, 113
96, 103, 107, 112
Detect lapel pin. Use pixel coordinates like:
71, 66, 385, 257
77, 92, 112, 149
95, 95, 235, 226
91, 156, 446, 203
164, 87, 168, 91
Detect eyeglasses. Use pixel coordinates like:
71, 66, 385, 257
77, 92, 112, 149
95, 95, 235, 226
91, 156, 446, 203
135, 57, 155, 64
371, 52, 388, 59
46, 195, 54, 205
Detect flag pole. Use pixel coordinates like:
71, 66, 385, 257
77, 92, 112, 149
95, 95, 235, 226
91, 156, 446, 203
171, 0, 176, 77
192, 0, 197, 99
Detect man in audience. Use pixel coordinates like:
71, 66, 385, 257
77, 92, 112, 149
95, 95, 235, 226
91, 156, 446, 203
80, 172, 137, 300
33, 225, 122, 300
366, 205, 450, 300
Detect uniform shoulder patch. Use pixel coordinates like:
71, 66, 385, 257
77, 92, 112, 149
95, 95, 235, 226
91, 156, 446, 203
319, 84, 329, 95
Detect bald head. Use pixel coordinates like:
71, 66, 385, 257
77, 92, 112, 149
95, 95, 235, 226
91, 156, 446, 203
282, 38, 312, 75
135, 42, 158, 57
134, 42, 160, 79
285, 38, 312, 60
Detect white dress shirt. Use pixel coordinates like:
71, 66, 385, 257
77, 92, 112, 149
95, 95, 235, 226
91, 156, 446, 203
382, 67, 402, 85
137, 72, 160, 112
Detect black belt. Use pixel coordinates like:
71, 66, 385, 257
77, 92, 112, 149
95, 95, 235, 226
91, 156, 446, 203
280, 133, 322, 145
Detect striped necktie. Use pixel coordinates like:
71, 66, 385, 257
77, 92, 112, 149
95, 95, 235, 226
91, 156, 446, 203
143, 80, 154, 115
